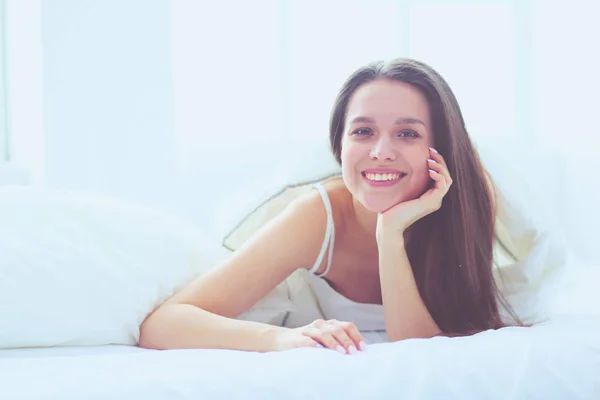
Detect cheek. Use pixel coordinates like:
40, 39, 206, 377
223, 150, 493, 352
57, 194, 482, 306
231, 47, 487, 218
411, 158, 430, 180
406, 153, 433, 194
340, 141, 363, 174
340, 139, 360, 164
340, 140, 365, 191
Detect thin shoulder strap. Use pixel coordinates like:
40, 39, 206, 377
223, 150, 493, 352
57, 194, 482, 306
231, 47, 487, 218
308, 183, 335, 277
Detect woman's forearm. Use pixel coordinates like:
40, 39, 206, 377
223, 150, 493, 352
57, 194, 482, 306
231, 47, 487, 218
378, 237, 442, 341
139, 303, 285, 352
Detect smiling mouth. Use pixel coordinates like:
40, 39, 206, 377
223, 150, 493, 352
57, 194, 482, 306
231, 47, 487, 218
361, 171, 407, 182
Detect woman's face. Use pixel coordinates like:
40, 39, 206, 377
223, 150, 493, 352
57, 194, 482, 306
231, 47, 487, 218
340, 78, 434, 213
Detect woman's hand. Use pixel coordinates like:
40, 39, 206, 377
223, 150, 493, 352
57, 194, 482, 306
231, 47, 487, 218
376, 147, 453, 243
272, 319, 367, 355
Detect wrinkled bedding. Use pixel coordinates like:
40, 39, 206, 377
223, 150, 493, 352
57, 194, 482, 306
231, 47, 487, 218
1, 314, 599, 400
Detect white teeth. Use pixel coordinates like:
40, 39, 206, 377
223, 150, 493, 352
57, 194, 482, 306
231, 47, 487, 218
365, 172, 401, 181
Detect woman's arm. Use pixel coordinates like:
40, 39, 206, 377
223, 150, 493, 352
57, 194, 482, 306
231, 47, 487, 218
374, 147, 452, 341
377, 234, 442, 341
139, 303, 286, 351
139, 191, 329, 352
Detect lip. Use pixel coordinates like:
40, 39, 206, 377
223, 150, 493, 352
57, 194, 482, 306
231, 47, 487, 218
362, 168, 405, 174
361, 169, 407, 188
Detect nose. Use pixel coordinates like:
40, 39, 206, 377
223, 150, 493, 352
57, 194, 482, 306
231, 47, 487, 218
369, 136, 397, 161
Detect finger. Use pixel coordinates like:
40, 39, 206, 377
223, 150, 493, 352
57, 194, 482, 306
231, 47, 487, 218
429, 168, 447, 185
305, 329, 346, 354
429, 169, 450, 193
429, 148, 453, 185
427, 158, 443, 172
429, 147, 447, 166
329, 325, 358, 355
333, 321, 366, 352
302, 337, 321, 348
427, 158, 451, 181
429, 168, 442, 182
429, 147, 450, 174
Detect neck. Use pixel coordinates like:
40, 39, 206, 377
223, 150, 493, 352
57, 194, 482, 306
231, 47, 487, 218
351, 196, 413, 249
351, 196, 379, 246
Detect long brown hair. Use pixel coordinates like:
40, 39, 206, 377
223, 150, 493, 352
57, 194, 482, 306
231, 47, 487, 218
329, 58, 519, 334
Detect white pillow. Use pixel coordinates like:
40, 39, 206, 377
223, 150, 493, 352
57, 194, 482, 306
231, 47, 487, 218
476, 140, 568, 324
0, 185, 228, 349
220, 138, 568, 326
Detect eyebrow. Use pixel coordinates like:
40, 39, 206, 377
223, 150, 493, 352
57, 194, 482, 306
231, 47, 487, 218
350, 116, 426, 126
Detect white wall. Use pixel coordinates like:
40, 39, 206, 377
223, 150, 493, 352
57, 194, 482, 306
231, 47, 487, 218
4, 0, 44, 182
37, 0, 314, 240
0, 0, 7, 163
532, 0, 600, 263
42, 0, 174, 197
6, 0, 600, 262
39, 0, 228, 236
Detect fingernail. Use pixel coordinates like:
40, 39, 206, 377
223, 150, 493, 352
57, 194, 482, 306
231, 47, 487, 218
336, 345, 346, 355
427, 158, 437, 163
348, 345, 358, 355
316, 344, 325, 348
429, 147, 438, 153
429, 169, 438, 174
358, 341, 367, 351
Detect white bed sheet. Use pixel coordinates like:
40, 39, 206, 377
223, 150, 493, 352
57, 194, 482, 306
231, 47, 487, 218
1, 314, 599, 400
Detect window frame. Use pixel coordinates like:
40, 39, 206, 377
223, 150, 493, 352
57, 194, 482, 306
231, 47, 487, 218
0, 0, 8, 162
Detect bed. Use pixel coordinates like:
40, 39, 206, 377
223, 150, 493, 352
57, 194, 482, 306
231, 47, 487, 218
2, 312, 599, 399
0, 163, 598, 399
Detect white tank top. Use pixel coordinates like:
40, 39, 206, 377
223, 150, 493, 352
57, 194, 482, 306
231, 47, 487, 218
301, 182, 387, 341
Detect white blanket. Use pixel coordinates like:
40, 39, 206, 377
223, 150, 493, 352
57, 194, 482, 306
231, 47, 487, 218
2, 314, 599, 400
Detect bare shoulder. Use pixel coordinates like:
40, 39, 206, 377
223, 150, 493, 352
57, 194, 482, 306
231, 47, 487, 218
320, 177, 354, 232
227, 180, 351, 272
302, 177, 357, 274
241, 186, 331, 267
164, 184, 335, 317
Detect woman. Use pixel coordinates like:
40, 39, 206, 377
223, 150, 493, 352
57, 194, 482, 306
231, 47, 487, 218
139, 58, 519, 355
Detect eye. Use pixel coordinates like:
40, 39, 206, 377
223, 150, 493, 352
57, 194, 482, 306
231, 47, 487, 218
352, 128, 373, 136
398, 129, 419, 138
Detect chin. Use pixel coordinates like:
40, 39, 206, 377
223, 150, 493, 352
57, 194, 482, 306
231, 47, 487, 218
359, 188, 425, 213
359, 196, 403, 214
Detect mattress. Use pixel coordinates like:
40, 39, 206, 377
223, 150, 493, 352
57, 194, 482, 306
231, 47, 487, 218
2, 313, 599, 400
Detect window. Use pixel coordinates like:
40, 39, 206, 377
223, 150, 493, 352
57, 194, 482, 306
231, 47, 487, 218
2, 0, 44, 182
0, 0, 8, 163
409, 1, 519, 140
172, 0, 529, 174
